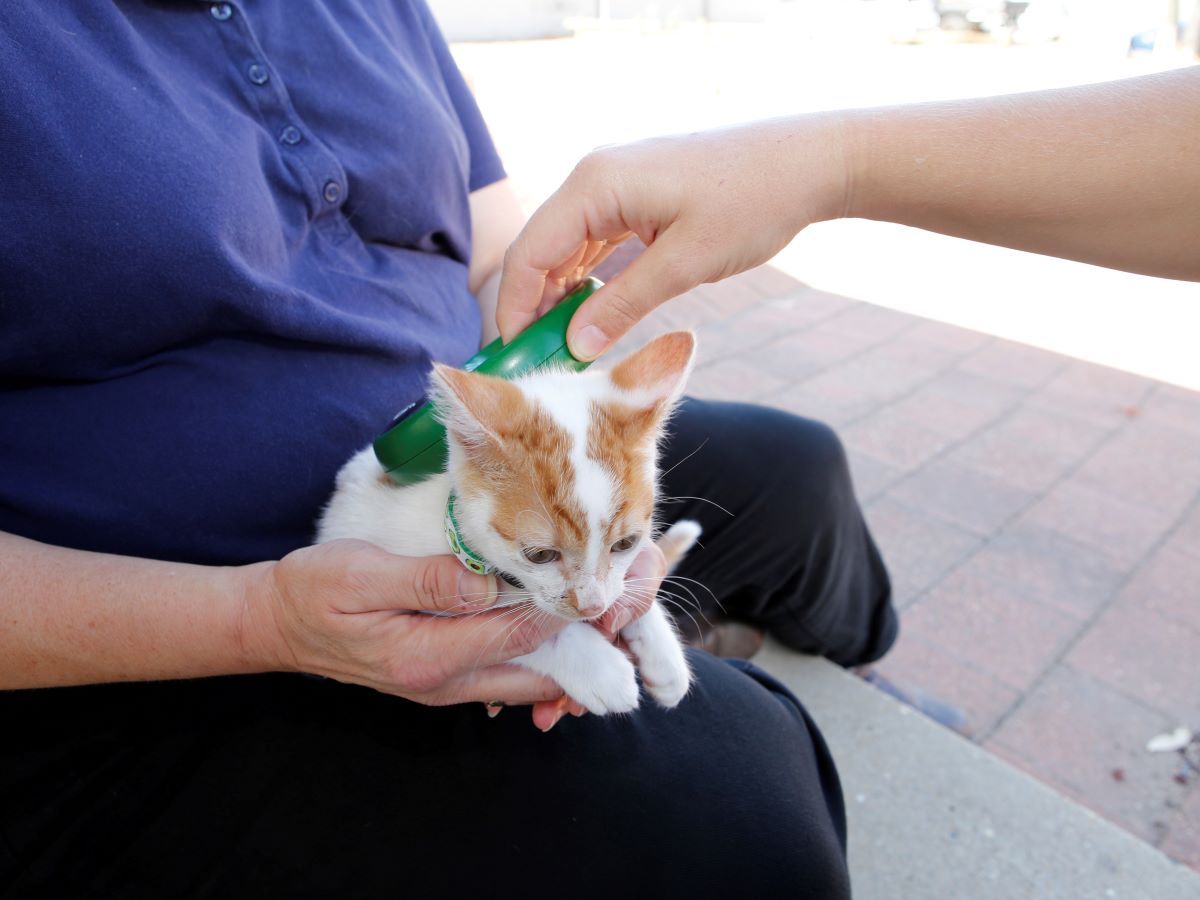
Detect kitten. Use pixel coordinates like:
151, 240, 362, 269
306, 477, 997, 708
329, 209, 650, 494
317, 331, 700, 714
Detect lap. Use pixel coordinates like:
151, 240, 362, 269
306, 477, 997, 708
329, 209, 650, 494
0, 653, 849, 898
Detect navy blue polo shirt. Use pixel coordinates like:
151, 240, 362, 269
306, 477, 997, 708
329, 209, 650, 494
0, 1, 505, 565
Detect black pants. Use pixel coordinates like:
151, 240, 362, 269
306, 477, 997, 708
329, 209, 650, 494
0, 400, 895, 898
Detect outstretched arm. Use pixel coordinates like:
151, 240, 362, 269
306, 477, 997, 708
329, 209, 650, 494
498, 66, 1200, 360
848, 66, 1200, 282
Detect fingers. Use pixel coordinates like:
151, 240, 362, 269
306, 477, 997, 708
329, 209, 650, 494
497, 163, 637, 344
565, 229, 699, 361
531, 694, 587, 732
497, 215, 588, 343
437, 662, 564, 706
325, 541, 499, 615
595, 543, 666, 639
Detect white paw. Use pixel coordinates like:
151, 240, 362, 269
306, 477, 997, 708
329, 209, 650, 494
621, 604, 692, 709
512, 624, 642, 716
563, 653, 640, 715
639, 647, 692, 709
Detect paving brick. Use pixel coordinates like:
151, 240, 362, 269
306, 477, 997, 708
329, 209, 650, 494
986, 664, 1189, 846
693, 297, 831, 365
1160, 785, 1200, 869
775, 287, 859, 325
883, 370, 1025, 441
1140, 383, 1200, 437
694, 317, 774, 361
742, 293, 866, 338
766, 358, 914, 427
821, 351, 937, 406
1072, 420, 1200, 516
958, 523, 1124, 622
843, 408, 950, 472
944, 406, 1110, 494
860, 333, 964, 376
821, 302, 918, 344
1118, 540, 1200, 632
763, 381, 865, 429
736, 263, 804, 297
754, 326, 871, 381
851, 342, 950, 393
1067, 601, 1200, 723
901, 319, 993, 355
873, 631, 1021, 738
1019, 478, 1180, 571
955, 338, 1068, 389
901, 567, 1082, 691
686, 357, 787, 402
691, 276, 764, 316
1047, 359, 1156, 402
1028, 359, 1154, 428
845, 450, 903, 504
1173, 502, 1200, 559
650, 289, 724, 330
888, 459, 1038, 536
863, 497, 984, 607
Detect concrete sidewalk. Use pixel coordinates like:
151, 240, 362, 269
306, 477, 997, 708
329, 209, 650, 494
604, 261, 1200, 871
754, 642, 1200, 900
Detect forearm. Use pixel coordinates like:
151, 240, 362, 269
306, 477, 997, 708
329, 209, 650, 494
0, 530, 274, 689
841, 67, 1200, 281
474, 267, 502, 345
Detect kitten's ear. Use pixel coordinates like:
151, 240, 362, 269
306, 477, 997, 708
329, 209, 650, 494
608, 331, 696, 411
429, 364, 524, 449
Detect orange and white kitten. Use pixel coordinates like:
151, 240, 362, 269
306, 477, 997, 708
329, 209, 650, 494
317, 332, 699, 714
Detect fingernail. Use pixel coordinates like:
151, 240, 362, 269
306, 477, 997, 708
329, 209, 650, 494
540, 708, 567, 733
461, 572, 499, 610
571, 324, 610, 361
486, 704, 504, 719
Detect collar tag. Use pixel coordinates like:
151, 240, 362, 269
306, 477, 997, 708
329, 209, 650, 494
445, 493, 495, 576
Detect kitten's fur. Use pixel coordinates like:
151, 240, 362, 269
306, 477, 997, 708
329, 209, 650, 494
317, 332, 699, 714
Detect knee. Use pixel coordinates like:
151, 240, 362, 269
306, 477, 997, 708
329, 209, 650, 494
753, 411, 855, 520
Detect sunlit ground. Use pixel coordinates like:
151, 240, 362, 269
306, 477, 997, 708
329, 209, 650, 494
451, 19, 1200, 389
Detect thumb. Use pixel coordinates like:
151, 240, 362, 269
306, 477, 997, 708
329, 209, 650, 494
403, 555, 500, 615
566, 229, 698, 361
328, 543, 499, 615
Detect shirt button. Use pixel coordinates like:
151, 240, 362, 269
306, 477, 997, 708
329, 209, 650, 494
323, 181, 342, 204
247, 63, 269, 85
210, 3, 233, 21
279, 125, 302, 146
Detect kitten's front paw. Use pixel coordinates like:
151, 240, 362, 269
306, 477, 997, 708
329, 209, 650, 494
567, 653, 640, 715
512, 624, 640, 716
639, 646, 692, 709
622, 604, 692, 709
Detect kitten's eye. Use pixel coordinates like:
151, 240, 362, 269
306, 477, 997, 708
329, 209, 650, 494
610, 535, 639, 553
522, 547, 561, 565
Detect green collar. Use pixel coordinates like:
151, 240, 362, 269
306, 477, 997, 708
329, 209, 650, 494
444, 492, 495, 576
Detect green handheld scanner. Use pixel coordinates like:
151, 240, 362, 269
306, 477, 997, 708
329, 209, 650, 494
373, 277, 600, 485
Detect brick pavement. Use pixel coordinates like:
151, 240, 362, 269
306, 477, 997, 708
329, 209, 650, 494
604, 260, 1200, 871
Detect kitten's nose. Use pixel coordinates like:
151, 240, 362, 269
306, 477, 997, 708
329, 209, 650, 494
567, 589, 606, 619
